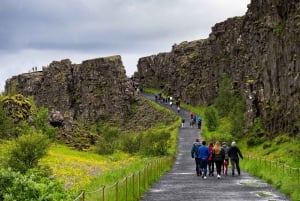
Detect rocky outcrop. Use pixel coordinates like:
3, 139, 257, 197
136, 0, 300, 136
5, 55, 136, 125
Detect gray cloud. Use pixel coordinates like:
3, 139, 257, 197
0, 0, 251, 91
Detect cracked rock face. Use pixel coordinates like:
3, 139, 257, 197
135, 0, 300, 136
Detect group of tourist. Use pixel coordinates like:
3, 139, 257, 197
191, 138, 243, 179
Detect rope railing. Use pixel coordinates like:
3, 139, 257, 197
73, 157, 174, 201
244, 155, 300, 184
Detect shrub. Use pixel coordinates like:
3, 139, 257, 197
204, 106, 219, 131
229, 94, 246, 137
214, 74, 233, 117
0, 105, 15, 139
140, 130, 171, 156
96, 127, 120, 155
0, 168, 71, 201
7, 132, 50, 173
121, 133, 141, 154
32, 107, 57, 139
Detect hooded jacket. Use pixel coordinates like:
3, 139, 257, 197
191, 142, 201, 158
228, 146, 243, 160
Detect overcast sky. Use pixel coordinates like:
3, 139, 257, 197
0, 0, 251, 92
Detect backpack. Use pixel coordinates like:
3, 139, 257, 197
222, 145, 229, 159
192, 143, 201, 158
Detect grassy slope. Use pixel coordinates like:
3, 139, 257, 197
38, 97, 180, 195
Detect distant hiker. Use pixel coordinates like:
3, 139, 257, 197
198, 140, 210, 179
197, 116, 202, 129
181, 119, 185, 128
222, 142, 229, 176
208, 142, 215, 176
177, 106, 180, 113
228, 141, 243, 176
169, 96, 173, 107
189, 111, 194, 119
213, 141, 225, 179
191, 138, 202, 176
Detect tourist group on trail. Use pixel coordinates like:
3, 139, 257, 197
191, 138, 243, 179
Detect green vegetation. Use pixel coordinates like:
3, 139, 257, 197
147, 72, 299, 200
0, 92, 179, 200
273, 22, 286, 36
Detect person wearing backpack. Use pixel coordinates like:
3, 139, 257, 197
191, 138, 201, 176
222, 142, 229, 176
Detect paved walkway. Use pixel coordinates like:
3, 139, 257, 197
140, 93, 290, 201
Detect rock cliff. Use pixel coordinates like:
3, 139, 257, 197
5, 55, 135, 125
136, 0, 300, 136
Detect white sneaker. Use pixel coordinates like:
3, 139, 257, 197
217, 174, 221, 179
203, 176, 207, 179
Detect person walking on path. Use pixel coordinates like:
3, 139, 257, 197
222, 142, 229, 176
228, 141, 243, 176
198, 140, 210, 179
191, 138, 202, 176
213, 141, 225, 179
208, 142, 214, 176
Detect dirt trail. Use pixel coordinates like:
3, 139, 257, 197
140, 93, 290, 201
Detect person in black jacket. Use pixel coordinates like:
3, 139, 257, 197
212, 141, 225, 179
228, 141, 243, 176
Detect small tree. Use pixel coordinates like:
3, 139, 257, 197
7, 132, 50, 173
214, 74, 233, 117
204, 106, 219, 131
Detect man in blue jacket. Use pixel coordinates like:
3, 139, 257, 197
198, 141, 210, 179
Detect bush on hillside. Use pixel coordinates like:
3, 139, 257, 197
7, 132, 50, 173
121, 133, 141, 154
32, 107, 57, 139
0, 168, 71, 201
214, 74, 233, 117
96, 126, 120, 155
140, 129, 171, 156
204, 106, 219, 131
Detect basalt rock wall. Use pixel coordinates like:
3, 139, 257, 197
5, 55, 135, 124
136, 0, 300, 135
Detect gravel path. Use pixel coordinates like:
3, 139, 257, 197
140, 93, 290, 201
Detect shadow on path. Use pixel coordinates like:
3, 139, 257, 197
140, 93, 290, 201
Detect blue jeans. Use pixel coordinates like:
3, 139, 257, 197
200, 158, 208, 176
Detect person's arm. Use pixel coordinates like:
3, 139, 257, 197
228, 148, 231, 158
238, 148, 243, 159
191, 144, 195, 158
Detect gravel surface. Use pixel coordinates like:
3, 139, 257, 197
140, 93, 290, 201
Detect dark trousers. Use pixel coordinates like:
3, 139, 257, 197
195, 158, 201, 176
215, 160, 223, 175
230, 158, 240, 175
208, 160, 214, 176
200, 158, 208, 176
